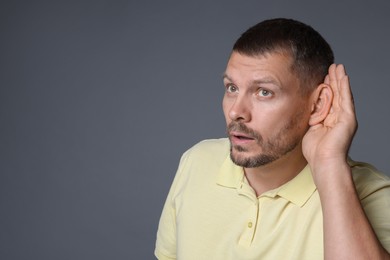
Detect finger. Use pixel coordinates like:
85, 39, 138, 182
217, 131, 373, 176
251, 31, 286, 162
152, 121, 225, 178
335, 64, 347, 83
335, 64, 347, 101
328, 64, 338, 87
340, 73, 356, 114
334, 65, 357, 125
334, 65, 353, 106
324, 75, 330, 85
328, 64, 341, 110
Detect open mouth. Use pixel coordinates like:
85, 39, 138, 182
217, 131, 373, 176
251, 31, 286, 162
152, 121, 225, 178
234, 135, 254, 140
230, 132, 256, 143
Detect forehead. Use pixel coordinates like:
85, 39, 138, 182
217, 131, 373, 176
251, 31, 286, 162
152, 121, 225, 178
224, 51, 296, 84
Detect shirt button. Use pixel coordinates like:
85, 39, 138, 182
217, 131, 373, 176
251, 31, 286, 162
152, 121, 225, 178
248, 222, 253, 228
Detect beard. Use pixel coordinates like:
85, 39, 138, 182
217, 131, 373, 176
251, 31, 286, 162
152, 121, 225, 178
228, 116, 305, 168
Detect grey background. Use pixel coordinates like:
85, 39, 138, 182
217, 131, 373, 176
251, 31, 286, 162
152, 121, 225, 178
1, 1, 389, 259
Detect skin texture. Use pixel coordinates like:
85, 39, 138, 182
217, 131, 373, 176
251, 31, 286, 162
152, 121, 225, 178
223, 51, 312, 194
304, 65, 389, 259
223, 51, 390, 259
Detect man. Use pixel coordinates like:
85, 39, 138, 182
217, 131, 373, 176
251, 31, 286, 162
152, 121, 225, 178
155, 18, 390, 259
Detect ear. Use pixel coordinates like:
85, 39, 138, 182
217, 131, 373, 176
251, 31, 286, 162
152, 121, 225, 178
308, 83, 333, 126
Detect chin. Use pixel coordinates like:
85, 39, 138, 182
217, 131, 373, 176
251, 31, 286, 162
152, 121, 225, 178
230, 150, 277, 168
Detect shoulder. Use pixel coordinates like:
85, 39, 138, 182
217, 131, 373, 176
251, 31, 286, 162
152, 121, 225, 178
182, 138, 230, 162
174, 138, 230, 182
349, 159, 390, 199
350, 160, 390, 251
169, 138, 231, 201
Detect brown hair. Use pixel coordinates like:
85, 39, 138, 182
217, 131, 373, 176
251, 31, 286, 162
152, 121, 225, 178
233, 18, 334, 94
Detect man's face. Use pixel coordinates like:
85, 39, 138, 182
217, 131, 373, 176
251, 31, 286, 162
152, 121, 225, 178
222, 51, 312, 168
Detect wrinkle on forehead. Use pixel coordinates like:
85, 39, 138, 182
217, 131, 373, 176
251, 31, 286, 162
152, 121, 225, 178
223, 51, 298, 92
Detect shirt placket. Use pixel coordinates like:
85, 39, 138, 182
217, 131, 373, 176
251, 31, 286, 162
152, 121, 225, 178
236, 181, 260, 247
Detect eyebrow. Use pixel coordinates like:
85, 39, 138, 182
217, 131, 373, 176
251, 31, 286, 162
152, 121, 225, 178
222, 73, 232, 82
222, 73, 281, 88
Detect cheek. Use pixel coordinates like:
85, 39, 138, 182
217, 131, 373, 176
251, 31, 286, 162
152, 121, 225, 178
222, 96, 231, 121
282, 106, 311, 134
253, 104, 307, 134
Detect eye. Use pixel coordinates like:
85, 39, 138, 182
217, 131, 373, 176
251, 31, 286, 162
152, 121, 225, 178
226, 84, 238, 93
258, 89, 272, 97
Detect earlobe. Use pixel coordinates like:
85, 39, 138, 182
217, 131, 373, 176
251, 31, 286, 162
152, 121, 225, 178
308, 84, 333, 126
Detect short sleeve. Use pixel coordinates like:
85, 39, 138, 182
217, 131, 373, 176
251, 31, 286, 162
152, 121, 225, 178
361, 184, 390, 253
155, 152, 189, 259
352, 161, 390, 253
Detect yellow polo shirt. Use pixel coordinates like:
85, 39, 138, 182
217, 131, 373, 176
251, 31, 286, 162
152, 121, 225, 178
155, 138, 390, 260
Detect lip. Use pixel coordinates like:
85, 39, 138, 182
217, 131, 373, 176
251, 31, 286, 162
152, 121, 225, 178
229, 131, 256, 145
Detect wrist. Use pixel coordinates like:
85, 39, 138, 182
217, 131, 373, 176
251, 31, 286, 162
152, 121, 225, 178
310, 160, 353, 192
311, 158, 349, 174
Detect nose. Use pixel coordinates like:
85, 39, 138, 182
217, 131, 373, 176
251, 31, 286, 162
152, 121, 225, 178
228, 96, 251, 122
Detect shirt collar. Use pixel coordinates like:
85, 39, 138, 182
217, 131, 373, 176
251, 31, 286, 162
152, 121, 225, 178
216, 155, 317, 207
216, 155, 244, 189
275, 165, 316, 207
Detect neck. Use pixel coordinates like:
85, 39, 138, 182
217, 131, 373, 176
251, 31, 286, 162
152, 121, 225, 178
244, 146, 307, 196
